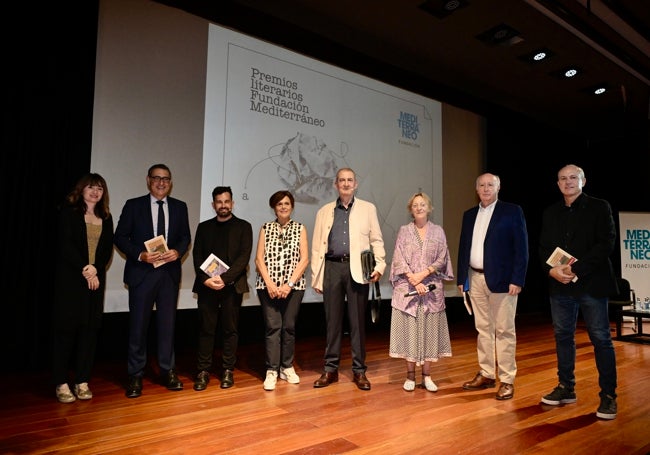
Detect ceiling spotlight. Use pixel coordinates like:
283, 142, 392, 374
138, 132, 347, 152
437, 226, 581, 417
444, 0, 462, 11
564, 68, 578, 78
476, 24, 523, 47
517, 47, 555, 64
549, 66, 582, 80
419, 0, 469, 19
533, 51, 547, 61
581, 83, 610, 95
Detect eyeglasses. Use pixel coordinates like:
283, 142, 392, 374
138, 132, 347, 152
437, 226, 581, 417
149, 176, 171, 183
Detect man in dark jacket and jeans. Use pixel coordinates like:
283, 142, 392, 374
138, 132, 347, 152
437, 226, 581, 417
539, 164, 618, 420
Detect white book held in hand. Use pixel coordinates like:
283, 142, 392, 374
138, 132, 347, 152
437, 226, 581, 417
546, 246, 578, 282
144, 234, 168, 268
462, 292, 473, 315
200, 253, 230, 277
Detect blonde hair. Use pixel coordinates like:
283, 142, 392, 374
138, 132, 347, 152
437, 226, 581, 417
407, 192, 433, 216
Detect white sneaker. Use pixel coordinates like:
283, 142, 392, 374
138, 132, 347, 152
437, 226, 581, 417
56, 383, 76, 403
423, 375, 438, 392
74, 382, 93, 400
263, 370, 278, 390
279, 367, 300, 384
403, 379, 416, 392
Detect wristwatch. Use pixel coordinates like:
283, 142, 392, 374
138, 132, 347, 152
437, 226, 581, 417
287, 281, 295, 288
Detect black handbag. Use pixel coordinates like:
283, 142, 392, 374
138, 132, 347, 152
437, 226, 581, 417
361, 250, 381, 323
361, 250, 375, 282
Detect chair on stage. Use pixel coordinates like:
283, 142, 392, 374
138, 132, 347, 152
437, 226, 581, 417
609, 278, 635, 338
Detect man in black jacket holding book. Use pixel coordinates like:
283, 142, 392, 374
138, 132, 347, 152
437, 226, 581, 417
539, 164, 619, 420
191, 186, 253, 391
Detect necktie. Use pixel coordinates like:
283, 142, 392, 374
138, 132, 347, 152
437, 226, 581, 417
156, 200, 165, 238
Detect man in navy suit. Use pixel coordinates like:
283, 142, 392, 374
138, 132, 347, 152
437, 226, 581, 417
114, 164, 191, 398
457, 173, 528, 401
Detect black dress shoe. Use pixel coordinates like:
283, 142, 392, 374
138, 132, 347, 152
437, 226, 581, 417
220, 369, 234, 389
193, 370, 210, 391
353, 372, 371, 391
125, 375, 142, 398
313, 371, 339, 388
163, 369, 183, 391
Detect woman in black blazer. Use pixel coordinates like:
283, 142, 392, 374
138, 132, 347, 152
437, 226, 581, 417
53, 173, 114, 403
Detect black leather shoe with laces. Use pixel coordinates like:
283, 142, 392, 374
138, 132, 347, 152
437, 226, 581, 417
221, 369, 234, 389
163, 369, 183, 391
194, 370, 210, 391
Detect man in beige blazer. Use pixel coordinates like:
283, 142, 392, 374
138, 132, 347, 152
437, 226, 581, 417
311, 168, 386, 390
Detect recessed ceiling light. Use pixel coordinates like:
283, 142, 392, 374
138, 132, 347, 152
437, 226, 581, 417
549, 66, 582, 80
581, 83, 610, 95
419, 0, 469, 19
443, 0, 462, 11
517, 47, 554, 64
476, 24, 523, 47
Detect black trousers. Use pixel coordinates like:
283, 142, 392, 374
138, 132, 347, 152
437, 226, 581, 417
196, 286, 243, 371
322, 260, 369, 374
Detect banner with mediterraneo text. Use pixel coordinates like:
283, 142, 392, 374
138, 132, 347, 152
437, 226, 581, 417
619, 212, 650, 310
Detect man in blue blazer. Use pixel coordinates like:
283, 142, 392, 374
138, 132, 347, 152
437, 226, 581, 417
114, 164, 191, 398
457, 173, 528, 400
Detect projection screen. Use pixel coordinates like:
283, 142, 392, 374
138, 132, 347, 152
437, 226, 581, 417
93, 1, 442, 311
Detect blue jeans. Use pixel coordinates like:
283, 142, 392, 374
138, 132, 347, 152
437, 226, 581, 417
549, 294, 617, 398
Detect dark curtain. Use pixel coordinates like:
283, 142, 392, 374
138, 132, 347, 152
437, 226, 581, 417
2, 2, 99, 372
486, 112, 650, 315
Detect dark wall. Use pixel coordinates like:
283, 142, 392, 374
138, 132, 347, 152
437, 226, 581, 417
4, 1, 648, 372
3, 3, 100, 372
486, 112, 650, 315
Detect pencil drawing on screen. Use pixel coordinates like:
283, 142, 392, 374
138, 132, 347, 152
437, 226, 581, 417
246, 132, 349, 205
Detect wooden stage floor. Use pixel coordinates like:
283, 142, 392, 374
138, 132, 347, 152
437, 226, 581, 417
1, 314, 649, 454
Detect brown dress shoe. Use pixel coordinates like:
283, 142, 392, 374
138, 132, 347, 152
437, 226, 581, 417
353, 373, 371, 391
462, 372, 496, 390
313, 371, 339, 388
496, 383, 514, 400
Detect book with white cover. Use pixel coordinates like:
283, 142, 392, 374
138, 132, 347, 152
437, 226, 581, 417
463, 292, 473, 315
144, 235, 168, 268
200, 253, 230, 277
546, 246, 578, 282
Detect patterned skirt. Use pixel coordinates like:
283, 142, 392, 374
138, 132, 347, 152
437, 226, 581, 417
389, 304, 452, 365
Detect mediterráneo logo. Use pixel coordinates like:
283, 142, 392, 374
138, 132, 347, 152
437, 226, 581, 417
623, 229, 650, 261
398, 111, 419, 141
